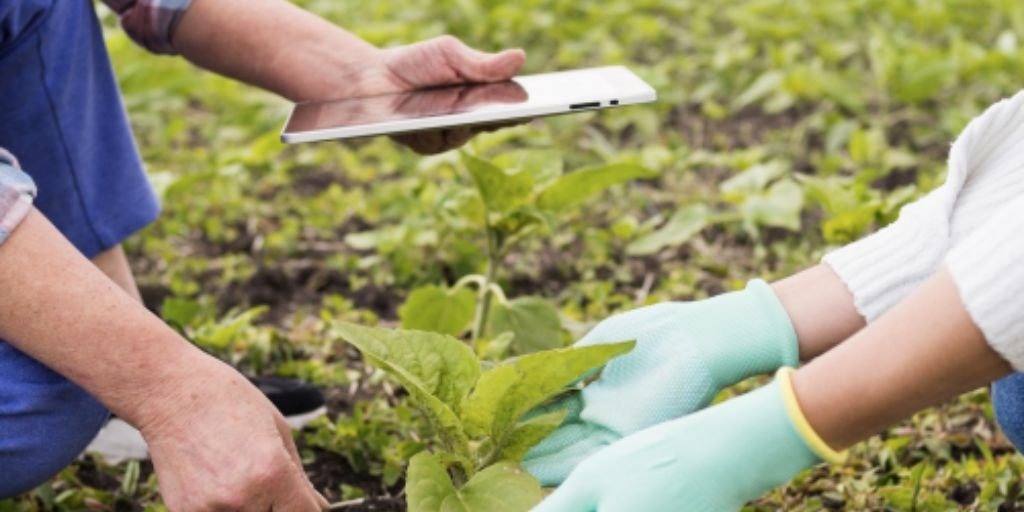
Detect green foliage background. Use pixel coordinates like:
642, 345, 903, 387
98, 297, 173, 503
5, 0, 1024, 510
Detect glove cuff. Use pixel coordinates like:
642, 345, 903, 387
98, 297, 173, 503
702, 280, 799, 387
776, 368, 847, 464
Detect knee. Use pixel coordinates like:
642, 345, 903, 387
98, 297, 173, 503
0, 384, 108, 498
992, 372, 1024, 452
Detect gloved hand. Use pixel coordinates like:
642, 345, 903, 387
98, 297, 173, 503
532, 368, 845, 512
523, 279, 799, 485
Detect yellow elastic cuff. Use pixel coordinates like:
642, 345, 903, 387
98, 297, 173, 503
776, 367, 847, 464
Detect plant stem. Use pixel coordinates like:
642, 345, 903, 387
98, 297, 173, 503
469, 225, 500, 344
450, 465, 469, 488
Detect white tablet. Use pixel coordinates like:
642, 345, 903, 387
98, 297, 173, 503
280, 65, 656, 144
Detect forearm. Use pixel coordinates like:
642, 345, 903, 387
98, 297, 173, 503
771, 264, 865, 360
172, 0, 383, 101
0, 209, 205, 428
792, 268, 1011, 450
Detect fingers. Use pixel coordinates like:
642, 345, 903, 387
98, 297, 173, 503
270, 461, 328, 512
435, 36, 525, 83
459, 81, 529, 107
273, 413, 330, 510
475, 119, 531, 133
274, 412, 304, 468
392, 127, 474, 155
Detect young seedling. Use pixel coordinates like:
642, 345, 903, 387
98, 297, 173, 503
398, 151, 656, 356
331, 321, 634, 512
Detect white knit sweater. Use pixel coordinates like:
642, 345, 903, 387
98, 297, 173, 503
824, 90, 1024, 370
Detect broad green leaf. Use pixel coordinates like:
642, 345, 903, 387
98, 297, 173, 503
488, 297, 563, 355
492, 207, 553, 238
333, 322, 479, 452
720, 161, 787, 196
822, 206, 879, 243
492, 149, 564, 186
439, 187, 487, 228
739, 179, 804, 231
453, 461, 543, 511
463, 153, 533, 214
345, 225, 407, 252
487, 410, 567, 463
406, 452, 543, 512
536, 164, 656, 212
626, 204, 709, 256
460, 341, 635, 447
399, 285, 476, 336
193, 307, 267, 350
476, 331, 516, 362
333, 322, 479, 410
407, 452, 458, 512
732, 70, 784, 110
848, 127, 886, 165
161, 298, 201, 328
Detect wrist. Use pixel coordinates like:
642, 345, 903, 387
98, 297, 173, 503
771, 264, 865, 360
700, 279, 799, 386
114, 342, 222, 431
776, 368, 847, 463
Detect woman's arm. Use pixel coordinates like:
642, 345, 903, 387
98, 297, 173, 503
794, 268, 1011, 449
532, 265, 1013, 512
771, 264, 864, 360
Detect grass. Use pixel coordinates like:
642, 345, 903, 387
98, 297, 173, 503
5, 0, 1024, 510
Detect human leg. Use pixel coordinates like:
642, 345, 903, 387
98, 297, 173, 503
991, 374, 1024, 451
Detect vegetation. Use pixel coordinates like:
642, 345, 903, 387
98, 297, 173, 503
5, 0, 1024, 510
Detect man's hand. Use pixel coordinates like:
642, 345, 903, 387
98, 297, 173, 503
343, 47, 528, 153
139, 354, 328, 511
371, 36, 526, 154
0, 209, 328, 510
174, 0, 526, 154
377, 36, 525, 95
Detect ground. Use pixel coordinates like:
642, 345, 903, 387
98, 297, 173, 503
5, 0, 1024, 510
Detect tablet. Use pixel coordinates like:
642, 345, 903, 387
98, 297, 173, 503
280, 65, 656, 144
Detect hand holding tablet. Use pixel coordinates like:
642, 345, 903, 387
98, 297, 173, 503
281, 66, 657, 145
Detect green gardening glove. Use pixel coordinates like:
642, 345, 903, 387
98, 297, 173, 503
523, 279, 799, 485
531, 369, 846, 512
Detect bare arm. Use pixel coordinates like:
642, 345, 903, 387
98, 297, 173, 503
772, 264, 866, 361
793, 268, 1011, 450
172, 0, 525, 102
0, 210, 326, 510
0, 209, 195, 423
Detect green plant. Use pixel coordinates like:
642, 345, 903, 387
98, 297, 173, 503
398, 151, 655, 355
331, 321, 634, 511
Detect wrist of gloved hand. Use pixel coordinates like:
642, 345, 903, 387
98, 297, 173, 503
524, 280, 799, 485
532, 368, 845, 512
695, 279, 800, 386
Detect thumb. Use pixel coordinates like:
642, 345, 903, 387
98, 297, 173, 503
523, 423, 618, 486
437, 36, 525, 82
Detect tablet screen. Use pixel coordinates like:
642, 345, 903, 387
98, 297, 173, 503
281, 66, 656, 142
286, 81, 530, 132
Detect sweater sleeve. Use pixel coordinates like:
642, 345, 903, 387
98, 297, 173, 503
823, 90, 1024, 322
947, 196, 1024, 371
0, 148, 37, 247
